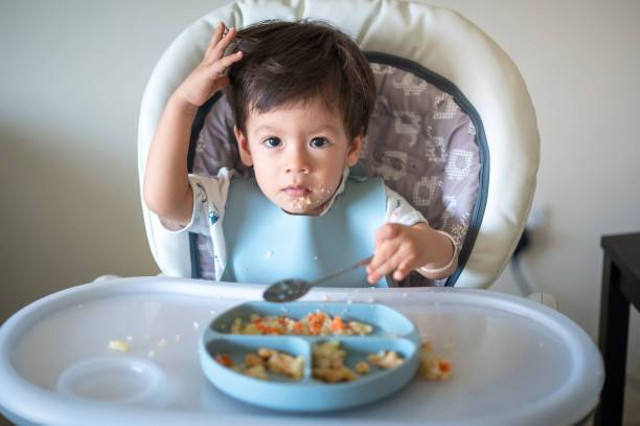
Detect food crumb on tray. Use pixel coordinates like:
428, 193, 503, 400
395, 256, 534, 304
419, 341, 452, 380
107, 340, 129, 352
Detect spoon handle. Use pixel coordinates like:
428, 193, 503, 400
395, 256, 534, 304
311, 255, 374, 287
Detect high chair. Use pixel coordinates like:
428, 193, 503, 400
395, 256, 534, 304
138, 0, 540, 289
0, 2, 605, 424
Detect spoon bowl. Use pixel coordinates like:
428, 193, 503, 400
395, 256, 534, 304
262, 279, 312, 303
262, 255, 373, 303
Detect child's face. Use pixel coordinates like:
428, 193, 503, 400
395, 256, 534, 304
234, 96, 363, 215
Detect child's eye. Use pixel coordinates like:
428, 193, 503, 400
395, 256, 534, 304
264, 137, 282, 148
310, 137, 328, 148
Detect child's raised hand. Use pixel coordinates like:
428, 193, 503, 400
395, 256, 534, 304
174, 22, 243, 108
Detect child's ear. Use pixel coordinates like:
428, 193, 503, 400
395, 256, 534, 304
346, 133, 364, 167
234, 126, 253, 167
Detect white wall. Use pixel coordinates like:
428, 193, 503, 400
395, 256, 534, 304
0, 0, 212, 317
1, 0, 639, 422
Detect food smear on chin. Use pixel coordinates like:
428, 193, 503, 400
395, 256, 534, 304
290, 195, 313, 210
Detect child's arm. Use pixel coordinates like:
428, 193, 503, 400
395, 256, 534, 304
366, 223, 458, 283
143, 23, 243, 225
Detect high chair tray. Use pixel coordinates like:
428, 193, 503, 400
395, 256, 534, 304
0, 276, 603, 425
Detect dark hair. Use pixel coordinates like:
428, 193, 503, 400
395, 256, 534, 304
226, 20, 376, 139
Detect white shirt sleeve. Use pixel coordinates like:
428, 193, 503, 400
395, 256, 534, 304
158, 167, 233, 236
163, 168, 234, 280
384, 186, 429, 226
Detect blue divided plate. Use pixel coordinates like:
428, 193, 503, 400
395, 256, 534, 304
199, 301, 420, 412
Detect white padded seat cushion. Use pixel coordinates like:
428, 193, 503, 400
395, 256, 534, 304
138, 0, 539, 288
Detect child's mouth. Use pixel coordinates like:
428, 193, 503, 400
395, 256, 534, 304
283, 186, 311, 197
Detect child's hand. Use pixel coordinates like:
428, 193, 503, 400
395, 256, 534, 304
366, 223, 456, 284
367, 224, 427, 284
174, 22, 243, 108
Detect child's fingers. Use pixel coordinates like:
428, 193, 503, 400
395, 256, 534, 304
367, 239, 397, 273
367, 247, 402, 283
367, 262, 392, 284
208, 50, 243, 76
205, 22, 227, 59
368, 225, 415, 283
369, 244, 417, 283
392, 262, 413, 281
394, 246, 419, 277
366, 256, 388, 283
206, 26, 238, 63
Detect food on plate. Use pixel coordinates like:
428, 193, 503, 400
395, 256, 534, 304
260, 348, 305, 379
419, 341, 453, 380
244, 364, 269, 380
312, 340, 404, 383
368, 350, 405, 369
354, 361, 370, 374
214, 353, 234, 367
230, 310, 373, 336
215, 348, 304, 381
313, 365, 360, 383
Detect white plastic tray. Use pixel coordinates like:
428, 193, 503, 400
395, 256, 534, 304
0, 276, 603, 425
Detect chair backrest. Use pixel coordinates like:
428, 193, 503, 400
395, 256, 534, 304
138, 0, 539, 289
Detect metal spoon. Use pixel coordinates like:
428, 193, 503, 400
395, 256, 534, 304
262, 255, 374, 303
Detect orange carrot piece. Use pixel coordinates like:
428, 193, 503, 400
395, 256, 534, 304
330, 316, 344, 332
215, 354, 234, 367
438, 359, 452, 373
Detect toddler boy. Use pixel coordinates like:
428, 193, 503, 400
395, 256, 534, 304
144, 20, 458, 286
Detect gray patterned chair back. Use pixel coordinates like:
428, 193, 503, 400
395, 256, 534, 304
188, 52, 487, 287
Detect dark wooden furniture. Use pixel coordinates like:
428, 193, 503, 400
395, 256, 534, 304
595, 232, 640, 425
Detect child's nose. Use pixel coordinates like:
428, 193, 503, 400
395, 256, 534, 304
285, 146, 310, 174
